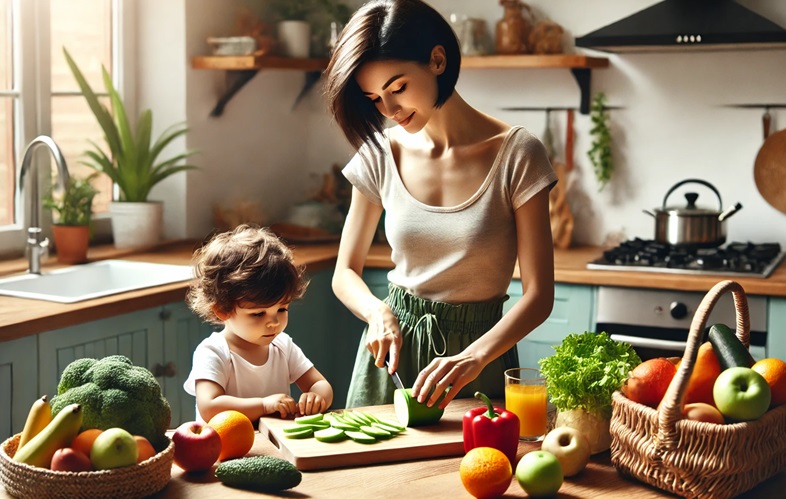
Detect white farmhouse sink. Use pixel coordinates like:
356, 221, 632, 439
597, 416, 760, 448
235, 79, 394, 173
0, 260, 194, 303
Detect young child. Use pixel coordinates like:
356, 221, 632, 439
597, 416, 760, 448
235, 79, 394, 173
183, 224, 333, 423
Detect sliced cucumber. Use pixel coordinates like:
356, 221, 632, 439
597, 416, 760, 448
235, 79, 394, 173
374, 419, 406, 432
352, 412, 376, 425
360, 425, 392, 439
345, 430, 377, 444
342, 412, 368, 427
284, 427, 314, 439
314, 427, 346, 443
294, 413, 324, 424
360, 412, 382, 424
332, 413, 361, 428
371, 421, 404, 434
331, 421, 359, 432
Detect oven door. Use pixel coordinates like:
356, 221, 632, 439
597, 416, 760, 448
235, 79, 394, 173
595, 286, 768, 362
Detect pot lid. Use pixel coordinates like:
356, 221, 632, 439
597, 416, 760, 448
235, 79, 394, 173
662, 192, 721, 215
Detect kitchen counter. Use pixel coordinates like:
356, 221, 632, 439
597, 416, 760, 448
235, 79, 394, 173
3, 429, 779, 498
2, 241, 786, 342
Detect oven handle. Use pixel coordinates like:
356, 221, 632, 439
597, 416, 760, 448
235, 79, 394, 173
609, 334, 686, 353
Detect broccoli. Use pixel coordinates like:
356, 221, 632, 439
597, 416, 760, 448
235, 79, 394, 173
50, 355, 171, 450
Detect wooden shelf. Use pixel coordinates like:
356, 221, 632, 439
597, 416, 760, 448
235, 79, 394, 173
461, 54, 609, 69
191, 55, 329, 71
192, 53, 610, 115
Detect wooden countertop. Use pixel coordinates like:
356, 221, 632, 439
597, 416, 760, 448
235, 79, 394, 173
2, 241, 786, 342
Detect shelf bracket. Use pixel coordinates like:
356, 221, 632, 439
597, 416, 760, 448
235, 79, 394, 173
570, 68, 592, 115
210, 70, 259, 117
291, 71, 324, 111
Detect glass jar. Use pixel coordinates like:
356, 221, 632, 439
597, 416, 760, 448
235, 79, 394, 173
495, 0, 533, 54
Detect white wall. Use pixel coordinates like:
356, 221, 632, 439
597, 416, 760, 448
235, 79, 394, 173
146, 0, 786, 247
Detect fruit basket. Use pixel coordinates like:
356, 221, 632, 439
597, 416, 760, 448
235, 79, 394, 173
0, 433, 174, 499
609, 279, 786, 499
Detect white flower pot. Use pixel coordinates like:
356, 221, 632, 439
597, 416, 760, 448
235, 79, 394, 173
109, 201, 163, 249
278, 20, 311, 58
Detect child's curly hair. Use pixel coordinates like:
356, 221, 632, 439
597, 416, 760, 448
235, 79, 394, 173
187, 224, 309, 324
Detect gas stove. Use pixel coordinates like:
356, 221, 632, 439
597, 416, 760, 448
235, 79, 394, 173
587, 238, 785, 278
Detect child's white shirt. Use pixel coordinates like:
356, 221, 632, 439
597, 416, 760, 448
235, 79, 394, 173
183, 330, 313, 422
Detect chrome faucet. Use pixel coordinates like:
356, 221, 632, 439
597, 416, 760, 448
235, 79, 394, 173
18, 135, 71, 274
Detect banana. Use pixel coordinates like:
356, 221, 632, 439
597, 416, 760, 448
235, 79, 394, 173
13, 403, 83, 468
17, 395, 53, 451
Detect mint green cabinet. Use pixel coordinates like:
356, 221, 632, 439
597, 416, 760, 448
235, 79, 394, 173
505, 281, 596, 368
1, 335, 38, 441
287, 269, 363, 409
768, 297, 786, 361
37, 301, 212, 429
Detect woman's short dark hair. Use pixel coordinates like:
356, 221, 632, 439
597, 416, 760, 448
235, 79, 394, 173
324, 0, 461, 151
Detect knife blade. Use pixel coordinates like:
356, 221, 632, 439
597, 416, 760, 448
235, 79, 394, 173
384, 354, 405, 390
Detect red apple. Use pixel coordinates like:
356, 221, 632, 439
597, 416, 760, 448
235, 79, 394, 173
51, 447, 93, 472
172, 421, 222, 472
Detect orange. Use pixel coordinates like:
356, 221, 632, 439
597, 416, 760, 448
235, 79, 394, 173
71, 428, 103, 457
459, 447, 512, 499
622, 357, 677, 408
683, 342, 722, 406
207, 410, 255, 461
752, 358, 786, 407
134, 435, 157, 463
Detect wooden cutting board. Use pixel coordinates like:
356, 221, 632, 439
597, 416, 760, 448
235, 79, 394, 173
258, 398, 482, 471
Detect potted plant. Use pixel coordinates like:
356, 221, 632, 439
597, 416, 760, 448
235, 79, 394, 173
267, 0, 316, 58
62, 48, 198, 249
43, 175, 99, 264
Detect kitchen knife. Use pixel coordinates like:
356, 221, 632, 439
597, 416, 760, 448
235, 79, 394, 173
385, 354, 405, 390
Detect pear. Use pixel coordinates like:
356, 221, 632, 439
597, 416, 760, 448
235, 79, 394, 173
90, 428, 138, 470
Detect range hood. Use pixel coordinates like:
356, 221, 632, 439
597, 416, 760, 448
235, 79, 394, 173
575, 0, 786, 53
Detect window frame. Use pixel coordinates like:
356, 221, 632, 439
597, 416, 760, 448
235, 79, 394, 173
0, 0, 135, 257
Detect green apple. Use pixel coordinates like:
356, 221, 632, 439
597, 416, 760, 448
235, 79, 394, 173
515, 450, 563, 498
90, 427, 139, 470
713, 367, 772, 422
393, 388, 444, 427
540, 426, 591, 477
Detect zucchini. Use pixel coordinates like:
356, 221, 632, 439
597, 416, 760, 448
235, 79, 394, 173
708, 323, 755, 370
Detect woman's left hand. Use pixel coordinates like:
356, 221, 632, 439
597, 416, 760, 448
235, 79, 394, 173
412, 353, 484, 409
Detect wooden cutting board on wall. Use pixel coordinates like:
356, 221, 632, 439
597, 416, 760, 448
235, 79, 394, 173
258, 398, 481, 471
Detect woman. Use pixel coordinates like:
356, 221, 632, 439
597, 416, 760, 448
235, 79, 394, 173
325, 0, 557, 409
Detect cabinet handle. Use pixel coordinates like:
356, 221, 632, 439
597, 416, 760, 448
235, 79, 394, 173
159, 309, 172, 321
152, 362, 177, 378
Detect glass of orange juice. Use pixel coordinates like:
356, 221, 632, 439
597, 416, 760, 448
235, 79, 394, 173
504, 368, 547, 441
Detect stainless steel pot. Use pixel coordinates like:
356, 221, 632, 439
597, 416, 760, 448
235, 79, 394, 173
643, 179, 743, 247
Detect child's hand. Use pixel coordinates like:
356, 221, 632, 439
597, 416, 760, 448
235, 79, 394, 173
298, 392, 328, 416
263, 394, 298, 418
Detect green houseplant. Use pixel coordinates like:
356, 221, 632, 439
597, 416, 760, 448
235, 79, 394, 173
43, 175, 99, 264
62, 47, 198, 248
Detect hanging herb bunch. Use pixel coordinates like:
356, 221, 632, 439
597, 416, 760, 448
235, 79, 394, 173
588, 92, 613, 191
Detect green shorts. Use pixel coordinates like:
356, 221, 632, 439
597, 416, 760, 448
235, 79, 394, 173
345, 283, 519, 408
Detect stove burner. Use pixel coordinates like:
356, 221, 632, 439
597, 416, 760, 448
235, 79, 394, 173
590, 239, 784, 277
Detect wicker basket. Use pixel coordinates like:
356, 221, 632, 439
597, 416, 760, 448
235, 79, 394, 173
610, 280, 786, 499
0, 433, 174, 499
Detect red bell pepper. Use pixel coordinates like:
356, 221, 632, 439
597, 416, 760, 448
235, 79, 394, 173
463, 391, 520, 465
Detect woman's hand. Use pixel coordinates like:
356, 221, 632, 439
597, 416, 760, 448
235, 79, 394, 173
298, 392, 329, 416
365, 302, 402, 373
262, 394, 298, 418
412, 353, 485, 409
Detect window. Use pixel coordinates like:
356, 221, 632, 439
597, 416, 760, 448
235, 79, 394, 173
0, 0, 124, 256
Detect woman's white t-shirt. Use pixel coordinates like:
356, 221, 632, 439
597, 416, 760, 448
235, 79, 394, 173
183, 331, 313, 422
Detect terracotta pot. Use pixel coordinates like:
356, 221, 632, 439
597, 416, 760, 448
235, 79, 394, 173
52, 225, 90, 264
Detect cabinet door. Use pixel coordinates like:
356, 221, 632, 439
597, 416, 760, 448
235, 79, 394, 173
0, 335, 38, 441
768, 297, 786, 361
158, 301, 213, 426
506, 282, 596, 368
287, 269, 362, 410
38, 308, 162, 401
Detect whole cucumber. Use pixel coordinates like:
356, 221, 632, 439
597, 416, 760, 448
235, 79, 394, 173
13, 403, 83, 468
708, 323, 755, 370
